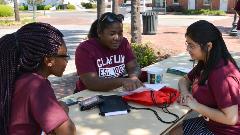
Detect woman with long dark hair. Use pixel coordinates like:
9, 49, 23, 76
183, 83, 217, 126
75, 12, 143, 92
170, 20, 240, 134
0, 22, 76, 135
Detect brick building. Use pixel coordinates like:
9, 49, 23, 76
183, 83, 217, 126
152, 0, 237, 12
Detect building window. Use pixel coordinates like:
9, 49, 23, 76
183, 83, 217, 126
173, 0, 179, 4
203, 0, 211, 5
155, 0, 165, 7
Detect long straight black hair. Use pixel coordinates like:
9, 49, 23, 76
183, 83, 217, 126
185, 20, 239, 85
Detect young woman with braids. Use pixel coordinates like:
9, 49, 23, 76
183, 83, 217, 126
75, 12, 143, 92
0, 22, 76, 135
169, 20, 240, 135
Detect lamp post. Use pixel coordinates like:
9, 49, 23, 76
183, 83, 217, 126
229, 1, 238, 36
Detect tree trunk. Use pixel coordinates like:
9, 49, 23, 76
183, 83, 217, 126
112, 0, 119, 14
97, 0, 105, 19
131, 0, 142, 43
13, 0, 20, 21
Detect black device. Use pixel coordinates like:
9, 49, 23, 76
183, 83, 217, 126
79, 95, 104, 111
98, 95, 130, 116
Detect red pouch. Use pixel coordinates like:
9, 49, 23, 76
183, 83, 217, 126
122, 87, 180, 106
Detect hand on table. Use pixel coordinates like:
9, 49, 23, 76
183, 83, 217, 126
122, 76, 144, 91
178, 92, 192, 106
178, 93, 200, 110
185, 94, 200, 110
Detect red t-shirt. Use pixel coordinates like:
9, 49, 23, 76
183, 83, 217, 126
188, 60, 240, 135
75, 37, 135, 91
235, 0, 240, 30
8, 73, 69, 135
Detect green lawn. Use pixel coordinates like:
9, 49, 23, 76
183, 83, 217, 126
0, 11, 42, 26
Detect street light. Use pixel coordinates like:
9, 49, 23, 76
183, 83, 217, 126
229, 0, 238, 36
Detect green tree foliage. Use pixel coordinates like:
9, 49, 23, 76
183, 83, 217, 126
0, 5, 13, 17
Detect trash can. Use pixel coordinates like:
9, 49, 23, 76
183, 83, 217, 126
142, 11, 158, 35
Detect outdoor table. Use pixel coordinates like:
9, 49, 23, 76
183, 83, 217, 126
62, 53, 196, 135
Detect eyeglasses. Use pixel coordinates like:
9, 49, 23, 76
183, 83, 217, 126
185, 42, 200, 50
100, 13, 124, 23
52, 54, 70, 61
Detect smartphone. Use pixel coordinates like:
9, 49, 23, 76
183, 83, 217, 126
79, 95, 104, 111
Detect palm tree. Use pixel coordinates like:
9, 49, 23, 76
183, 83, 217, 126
131, 0, 141, 43
112, 0, 119, 14
97, 0, 105, 18
13, 0, 20, 21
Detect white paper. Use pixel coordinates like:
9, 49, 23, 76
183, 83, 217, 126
144, 83, 166, 91
169, 67, 192, 73
120, 83, 166, 96
104, 110, 128, 116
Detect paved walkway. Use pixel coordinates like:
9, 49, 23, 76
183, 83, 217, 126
0, 11, 239, 99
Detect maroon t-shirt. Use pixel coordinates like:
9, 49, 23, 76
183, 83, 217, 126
8, 73, 69, 135
188, 60, 240, 135
75, 37, 135, 91
235, 0, 240, 30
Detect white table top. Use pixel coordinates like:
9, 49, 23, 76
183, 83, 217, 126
63, 53, 194, 135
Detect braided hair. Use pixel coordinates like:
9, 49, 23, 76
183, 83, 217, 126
186, 20, 239, 85
0, 22, 64, 135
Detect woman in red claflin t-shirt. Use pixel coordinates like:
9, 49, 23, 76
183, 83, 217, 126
169, 20, 240, 135
0, 23, 76, 135
75, 12, 143, 92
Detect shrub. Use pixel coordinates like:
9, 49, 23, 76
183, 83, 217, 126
92, 3, 96, 8
57, 5, 63, 9
67, 4, 75, 9
19, 5, 25, 10
81, 2, 96, 9
131, 42, 158, 68
24, 5, 28, 10
182, 9, 226, 16
19, 5, 28, 10
0, 5, 13, 17
44, 5, 52, 10
37, 5, 45, 10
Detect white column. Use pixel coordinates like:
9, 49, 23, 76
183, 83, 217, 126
143, 0, 146, 12
219, 0, 228, 11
